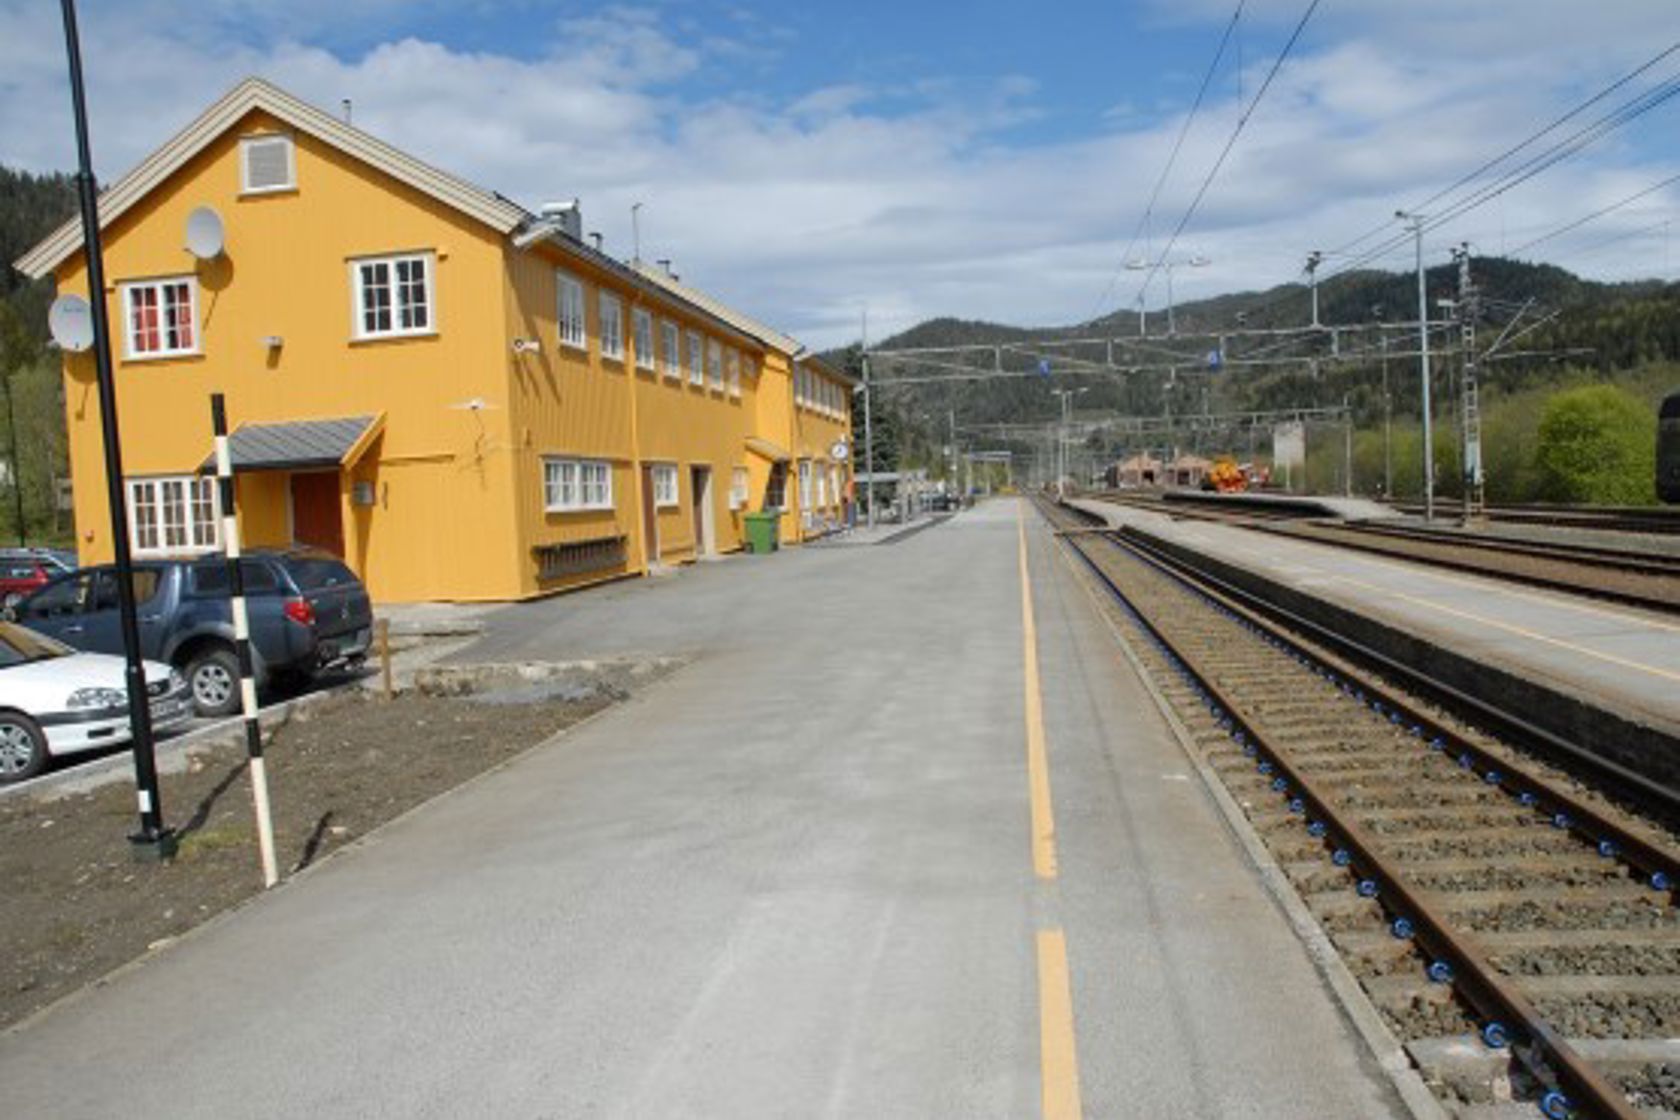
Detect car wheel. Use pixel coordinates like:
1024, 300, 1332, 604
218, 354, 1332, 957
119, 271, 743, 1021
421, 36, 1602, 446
185, 646, 241, 718
0, 711, 48, 784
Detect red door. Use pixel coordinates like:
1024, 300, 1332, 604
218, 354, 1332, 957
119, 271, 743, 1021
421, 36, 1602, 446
290, 473, 345, 556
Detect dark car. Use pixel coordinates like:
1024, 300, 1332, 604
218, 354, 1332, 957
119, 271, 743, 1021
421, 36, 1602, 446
8, 549, 372, 718
0, 549, 76, 608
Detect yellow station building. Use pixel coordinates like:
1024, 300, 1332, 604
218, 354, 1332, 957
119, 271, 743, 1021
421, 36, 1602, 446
16, 78, 855, 602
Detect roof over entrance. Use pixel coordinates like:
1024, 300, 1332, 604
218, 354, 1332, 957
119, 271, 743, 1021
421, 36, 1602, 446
744, 436, 791, 463
198, 414, 383, 473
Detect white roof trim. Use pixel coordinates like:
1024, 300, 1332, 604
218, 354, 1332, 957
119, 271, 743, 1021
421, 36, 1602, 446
629, 261, 804, 358
15, 77, 529, 281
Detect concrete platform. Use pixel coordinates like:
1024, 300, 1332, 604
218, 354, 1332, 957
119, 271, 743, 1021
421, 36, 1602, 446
1073, 497, 1680, 737
1158, 488, 1401, 521
0, 500, 1405, 1119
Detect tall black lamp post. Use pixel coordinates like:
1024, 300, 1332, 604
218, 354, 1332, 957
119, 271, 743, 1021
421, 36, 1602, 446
58, 0, 172, 859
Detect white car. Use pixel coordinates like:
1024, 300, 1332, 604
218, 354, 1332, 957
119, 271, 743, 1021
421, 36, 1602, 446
0, 622, 193, 784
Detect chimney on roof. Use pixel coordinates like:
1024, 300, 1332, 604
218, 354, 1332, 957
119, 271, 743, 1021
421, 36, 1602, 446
341, 98, 352, 125
656, 258, 673, 277
589, 232, 603, 252
539, 199, 582, 241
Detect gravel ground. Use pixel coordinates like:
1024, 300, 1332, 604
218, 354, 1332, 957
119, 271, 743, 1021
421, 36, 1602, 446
0, 682, 629, 1032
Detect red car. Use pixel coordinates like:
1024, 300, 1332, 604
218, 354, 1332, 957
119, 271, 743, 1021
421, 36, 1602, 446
0, 551, 76, 608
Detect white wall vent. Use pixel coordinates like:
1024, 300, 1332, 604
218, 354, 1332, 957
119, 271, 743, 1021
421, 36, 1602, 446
240, 134, 295, 194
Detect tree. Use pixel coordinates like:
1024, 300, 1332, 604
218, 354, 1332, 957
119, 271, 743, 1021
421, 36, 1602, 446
1533, 383, 1657, 504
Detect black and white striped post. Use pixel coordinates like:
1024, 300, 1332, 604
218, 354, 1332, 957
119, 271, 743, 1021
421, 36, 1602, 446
211, 393, 278, 887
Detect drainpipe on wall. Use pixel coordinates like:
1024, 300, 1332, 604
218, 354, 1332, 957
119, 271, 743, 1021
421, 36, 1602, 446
626, 292, 650, 574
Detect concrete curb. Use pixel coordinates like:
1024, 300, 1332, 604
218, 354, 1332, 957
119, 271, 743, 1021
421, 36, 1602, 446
1046, 524, 1449, 1120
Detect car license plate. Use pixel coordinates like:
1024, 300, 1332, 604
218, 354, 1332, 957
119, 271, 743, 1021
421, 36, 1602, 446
151, 697, 189, 722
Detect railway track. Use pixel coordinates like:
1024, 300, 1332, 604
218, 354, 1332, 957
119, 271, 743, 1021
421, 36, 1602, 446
1041, 498, 1680, 1119
1389, 503, 1680, 538
1090, 490, 1680, 614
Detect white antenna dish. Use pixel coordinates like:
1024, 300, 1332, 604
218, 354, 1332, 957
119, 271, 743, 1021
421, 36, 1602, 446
47, 295, 94, 353
185, 206, 225, 260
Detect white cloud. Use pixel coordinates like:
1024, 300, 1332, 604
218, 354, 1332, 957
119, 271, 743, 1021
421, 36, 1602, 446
3, 0, 1678, 347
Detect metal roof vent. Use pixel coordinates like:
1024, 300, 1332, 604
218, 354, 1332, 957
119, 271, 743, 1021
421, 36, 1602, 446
539, 199, 582, 241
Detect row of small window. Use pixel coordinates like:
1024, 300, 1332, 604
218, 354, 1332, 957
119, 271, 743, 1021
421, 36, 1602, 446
119, 252, 433, 359
557, 274, 743, 396
794, 363, 846, 419
545, 458, 759, 514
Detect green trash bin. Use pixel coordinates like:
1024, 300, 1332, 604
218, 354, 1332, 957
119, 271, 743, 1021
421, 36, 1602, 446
743, 511, 780, 554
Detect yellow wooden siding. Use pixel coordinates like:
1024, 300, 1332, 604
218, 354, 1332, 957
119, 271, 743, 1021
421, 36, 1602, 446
55, 108, 525, 602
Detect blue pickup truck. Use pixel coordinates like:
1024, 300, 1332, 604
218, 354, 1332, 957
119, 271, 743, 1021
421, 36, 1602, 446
8, 549, 373, 718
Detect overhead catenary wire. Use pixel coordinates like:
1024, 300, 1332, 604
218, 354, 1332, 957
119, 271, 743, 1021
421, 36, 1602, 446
1127, 0, 1323, 313
1084, 1, 1247, 326
1507, 169, 1680, 257
1233, 45, 1680, 328
1325, 41, 1680, 261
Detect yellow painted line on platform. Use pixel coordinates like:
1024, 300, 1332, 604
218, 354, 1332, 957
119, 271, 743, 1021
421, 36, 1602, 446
1018, 502, 1058, 880
1332, 573, 1680, 685
1037, 928, 1084, 1120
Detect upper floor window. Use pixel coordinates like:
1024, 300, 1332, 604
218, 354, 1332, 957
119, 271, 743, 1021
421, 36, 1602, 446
352, 253, 432, 340
651, 463, 679, 508
600, 292, 624, 361
661, 320, 680, 380
726, 349, 740, 397
707, 339, 723, 390
240, 134, 295, 194
557, 271, 587, 350
121, 277, 198, 359
633, 308, 655, 371
686, 330, 704, 386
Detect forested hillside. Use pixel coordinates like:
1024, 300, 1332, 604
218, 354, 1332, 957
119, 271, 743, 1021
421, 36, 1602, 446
838, 259, 1680, 503
1, 165, 79, 544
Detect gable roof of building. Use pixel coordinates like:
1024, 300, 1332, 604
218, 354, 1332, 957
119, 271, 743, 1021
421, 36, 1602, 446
16, 78, 840, 376
15, 77, 529, 281
629, 262, 803, 358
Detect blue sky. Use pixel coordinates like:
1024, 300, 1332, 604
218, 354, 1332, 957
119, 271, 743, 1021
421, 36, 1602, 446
3, 1, 1678, 345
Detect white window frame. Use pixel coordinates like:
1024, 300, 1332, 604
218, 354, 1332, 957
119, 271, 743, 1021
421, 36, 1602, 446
707, 339, 723, 390
120, 276, 200, 360
351, 252, 435, 341
599, 292, 625, 362
726, 349, 740, 397
798, 459, 813, 509
661, 321, 681, 380
239, 133, 296, 194
686, 330, 704, 386
633, 308, 655, 371
557, 271, 588, 351
543, 457, 614, 512
128, 475, 220, 556
729, 466, 750, 511
651, 463, 679, 508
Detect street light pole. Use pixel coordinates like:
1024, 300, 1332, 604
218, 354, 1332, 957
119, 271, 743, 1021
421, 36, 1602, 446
59, 0, 172, 858
1398, 211, 1435, 520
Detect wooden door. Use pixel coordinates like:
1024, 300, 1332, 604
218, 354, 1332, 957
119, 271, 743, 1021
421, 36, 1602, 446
290, 472, 344, 556
690, 466, 711, 556
640, 464, 659, 566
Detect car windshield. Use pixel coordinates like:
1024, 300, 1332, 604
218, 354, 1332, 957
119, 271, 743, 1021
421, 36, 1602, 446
0, 622, 74, 668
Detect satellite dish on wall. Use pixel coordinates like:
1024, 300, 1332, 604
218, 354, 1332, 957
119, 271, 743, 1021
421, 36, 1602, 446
47, 294, 94, 352
185, 206, 226, 259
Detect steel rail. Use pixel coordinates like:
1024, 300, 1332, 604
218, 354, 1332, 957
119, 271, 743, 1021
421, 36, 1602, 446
1041, 498, 1653, 1120
1236, 519, 1680, 616
1335, 520, 1680, 577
